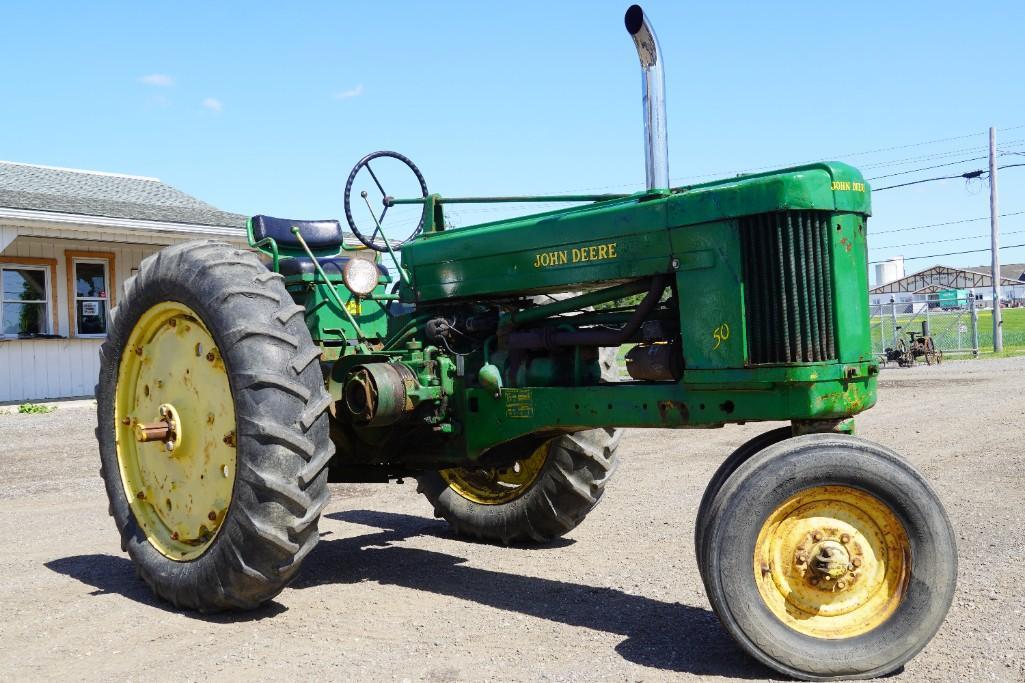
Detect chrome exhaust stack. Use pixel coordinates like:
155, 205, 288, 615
624, 4, 669, 191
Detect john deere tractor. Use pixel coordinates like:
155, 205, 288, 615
96, 6, 956, 680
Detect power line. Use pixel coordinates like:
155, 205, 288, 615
873, 161, 1025, 192
433, 127, 1025, 208
869, 241, 1025, 265
517, 126, 1025, 196
873, 170, 985, 192
865, 156, 987, 181
871, 227, 1025, 250
856, 140, 1025, 171
873, 211, 1025, 236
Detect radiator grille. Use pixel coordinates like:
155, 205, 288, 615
739, 211, 836, 364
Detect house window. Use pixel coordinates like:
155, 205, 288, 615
1, 265, 51, 337
72, 258, 110, 336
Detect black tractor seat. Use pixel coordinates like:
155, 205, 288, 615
249, 214, 388, 282
278, 256, 350, 278
276, 255, 388, 281
250, 215, 344, 251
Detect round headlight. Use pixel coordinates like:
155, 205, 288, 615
343, 258, 380, 297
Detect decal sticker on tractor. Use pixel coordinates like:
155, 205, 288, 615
533, 242, 618, 268
504, 388, 534, 418
831, 180, 865, 192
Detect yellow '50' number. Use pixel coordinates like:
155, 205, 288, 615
712, 322, 730, 350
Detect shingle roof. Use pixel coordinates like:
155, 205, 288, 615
967, 263, 1025, 282
0, 161, 247, 228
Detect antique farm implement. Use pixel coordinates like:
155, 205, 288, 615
97, 6, 956, 680
884, 323, 943, 367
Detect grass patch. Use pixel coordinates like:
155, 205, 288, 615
872, 306, 1025, 352
17, 403, 56, 414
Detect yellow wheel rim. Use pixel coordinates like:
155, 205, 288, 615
753, 485, 910, 639
439, 441, 551, 505
115, 301, 237, 561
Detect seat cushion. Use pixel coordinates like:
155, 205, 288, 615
277, 256, 389, 281
251, 215, 343, 251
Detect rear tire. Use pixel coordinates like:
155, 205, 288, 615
417, 428, 620, 544
701, 434, 956, 680
96, 241, 333, 611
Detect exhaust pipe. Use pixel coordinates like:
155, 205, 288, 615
624, 4, 669, 191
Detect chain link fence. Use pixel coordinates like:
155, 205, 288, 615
870, 297, 980, 360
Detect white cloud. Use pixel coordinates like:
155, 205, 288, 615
139, 73, 174, 87
201, 97, 223, 113
333, 84, 364, 100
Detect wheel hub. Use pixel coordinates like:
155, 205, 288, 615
754, 485, 910, 638
809, 539, 851, 582
134, 403, 182, 452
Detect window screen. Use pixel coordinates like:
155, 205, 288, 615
74, 260, 109, 336
1, 266, 49, 336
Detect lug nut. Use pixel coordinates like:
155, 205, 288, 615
841, 533, 851, 544
171, 531, 179, 540
121, 417, 132, 426
136, 491, 145, 499
796, 553, 807, 564
852, 557, 862, 568
812, 532, 823, 542
837, 580, 846, 589
206, 351, 215, 362
168, 319, 176, 327
208, 511, 217, 521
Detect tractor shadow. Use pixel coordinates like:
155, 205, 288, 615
44, 554, 287, 623
297, 509, 771, 678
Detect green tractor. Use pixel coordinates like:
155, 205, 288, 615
96, 5, 955, 680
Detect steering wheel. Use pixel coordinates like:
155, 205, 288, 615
343, 150, 429, 252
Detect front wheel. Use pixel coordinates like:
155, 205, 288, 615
694, 426, 793, 590
700, 434, 956, 680
416, 428, 620, 544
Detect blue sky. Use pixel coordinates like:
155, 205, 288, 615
2, 1, 1023, 282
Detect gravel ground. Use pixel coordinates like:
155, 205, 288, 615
1, 357, 1023, 682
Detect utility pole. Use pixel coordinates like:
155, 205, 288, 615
990, 127, 1003, 352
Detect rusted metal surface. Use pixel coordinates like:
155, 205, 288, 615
656, 400, 688, 425
134, 421, 171, 443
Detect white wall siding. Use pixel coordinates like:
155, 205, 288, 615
0, 338, 101, 401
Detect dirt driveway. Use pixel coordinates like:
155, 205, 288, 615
1, 357, 1023, 681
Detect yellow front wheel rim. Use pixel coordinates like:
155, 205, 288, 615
439, 441, 551, 505
115, 301, 237, 561
754, 485, 910, 639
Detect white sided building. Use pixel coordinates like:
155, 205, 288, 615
0, 161, 248, 403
